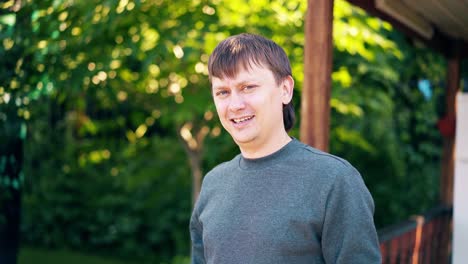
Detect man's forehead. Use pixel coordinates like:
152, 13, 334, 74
211, 64, 270, 84
211, 72, 256, 89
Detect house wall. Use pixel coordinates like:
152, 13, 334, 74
453, 92, 468, 264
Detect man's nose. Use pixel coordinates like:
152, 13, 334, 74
228, 92, 245, 111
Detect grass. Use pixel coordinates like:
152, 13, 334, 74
18, 247, 133, 264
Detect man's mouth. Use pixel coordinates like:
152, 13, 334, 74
231, 115, 254, 124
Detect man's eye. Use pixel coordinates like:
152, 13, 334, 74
216, 90, 229, 96
243, 85, 257, 91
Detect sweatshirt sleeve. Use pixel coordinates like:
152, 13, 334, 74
190, 208, 205, 264
321, 165, 381, 263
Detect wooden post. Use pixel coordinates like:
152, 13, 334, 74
438, 41, 460, 264
440, 42, 461, 206
300, 0, 334, 151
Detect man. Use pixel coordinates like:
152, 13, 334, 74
190, 33, 381, 263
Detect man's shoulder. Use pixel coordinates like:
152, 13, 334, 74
288, 140, 362, 185
292, 140, 352, 169
288, 140, 368, 199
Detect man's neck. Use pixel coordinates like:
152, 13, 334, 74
239, 133, 292, 159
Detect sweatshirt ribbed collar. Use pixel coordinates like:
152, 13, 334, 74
238, 137, 298, 170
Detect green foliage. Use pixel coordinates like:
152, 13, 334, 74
22, 132, 191, 262
19, 247, 137, 264
328, 1, 445, 227
1, 0, 448, 261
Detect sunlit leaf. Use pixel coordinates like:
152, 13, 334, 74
0, 14, 15, 26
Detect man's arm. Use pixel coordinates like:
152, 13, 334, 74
190, 210, 205, 264
321, 166, 381, 263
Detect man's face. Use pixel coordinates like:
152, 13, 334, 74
211, 63, 292, 153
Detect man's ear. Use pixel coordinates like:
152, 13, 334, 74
281, 76, 294, 104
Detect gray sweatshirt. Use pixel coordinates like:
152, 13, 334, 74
190, 138, 381, 263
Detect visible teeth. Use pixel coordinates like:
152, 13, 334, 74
233, 116, 253, 123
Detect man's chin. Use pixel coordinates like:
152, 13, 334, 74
232, 136, 258, 148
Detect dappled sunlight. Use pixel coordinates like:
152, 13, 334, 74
210, 126, 221, 137
79, 149, 111, 166
140, 26, 159, 51
334, 126, 375, 153
332, 67, 353, 88
334, 0, 403, 61
146, 79, 159, 93
116, 0, 135, 14
180, 122, 198, 150
330, 98, 363, 117
148, 64, 160, 76
134, 124, 148, 138
3, 37, 14, 50
203, 110, 213, 121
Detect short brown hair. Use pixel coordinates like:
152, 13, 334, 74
207, 33, 295, 131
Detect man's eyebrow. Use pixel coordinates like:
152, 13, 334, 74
212, 79, 256, 90
212, 85, 226, 92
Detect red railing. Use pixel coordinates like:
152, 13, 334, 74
378, 205, 453, 264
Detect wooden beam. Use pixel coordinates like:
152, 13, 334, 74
440, 41, 461, 206
300, 0, 334, 151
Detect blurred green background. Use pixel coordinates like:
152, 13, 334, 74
1, 0, 460, 263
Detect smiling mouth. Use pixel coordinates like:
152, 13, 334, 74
231, 115, 254, 124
